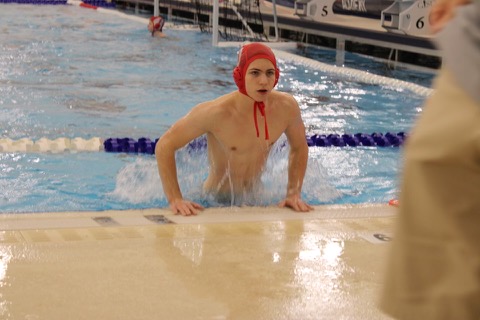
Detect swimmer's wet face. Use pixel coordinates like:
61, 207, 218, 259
233, 42, 279, 96
245, 58, 277, 102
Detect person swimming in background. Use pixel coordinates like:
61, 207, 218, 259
148, 16, 166, 38
155, 42, 314, 216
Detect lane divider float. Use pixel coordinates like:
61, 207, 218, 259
0, 137, 103, 153
0, 132, 407, 154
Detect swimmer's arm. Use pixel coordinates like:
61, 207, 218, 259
155, 104, 210, 215
278, 104, 314, 212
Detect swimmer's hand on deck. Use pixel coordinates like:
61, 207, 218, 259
278, 194, 314, 212
170, 199, 205, 216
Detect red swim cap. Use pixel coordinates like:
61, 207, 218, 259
233, 43, 279, 95
149, 16, 165, 35
232, 43, 280, 140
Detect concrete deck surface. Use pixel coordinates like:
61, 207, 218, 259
0, 204, 396, 319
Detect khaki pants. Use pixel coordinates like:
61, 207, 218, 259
379, 68, 480, 320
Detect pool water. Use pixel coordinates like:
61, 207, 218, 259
0, 4, 432, 213
292, 45, 435, 88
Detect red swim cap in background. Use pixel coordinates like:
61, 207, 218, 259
232, 43, 280, 140
149, 16, 165, 36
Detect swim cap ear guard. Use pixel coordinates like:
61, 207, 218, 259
233, 43, 280, 95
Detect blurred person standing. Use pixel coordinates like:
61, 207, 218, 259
380, 0, 480, 319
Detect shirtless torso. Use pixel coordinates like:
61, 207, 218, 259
202, 91, 297, 197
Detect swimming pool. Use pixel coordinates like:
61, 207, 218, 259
0, 4, 433, 213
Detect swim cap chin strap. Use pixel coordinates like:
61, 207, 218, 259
233, 43, 279, 140
253, 101, 269, 140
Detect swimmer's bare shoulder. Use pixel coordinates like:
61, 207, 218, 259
272, 90, 299, 107
269, 91, 302, 120
159, 96, 232, 152
186, 92, 237, 126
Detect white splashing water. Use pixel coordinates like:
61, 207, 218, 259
110, 138, 341, 207
261, 139, 342, 204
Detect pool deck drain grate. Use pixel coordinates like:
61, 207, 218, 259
144, 214, 173, 224
92, 216, 119, 226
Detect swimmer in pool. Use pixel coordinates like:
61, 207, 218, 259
155, 42, 314, 216
148, 16, 166, 38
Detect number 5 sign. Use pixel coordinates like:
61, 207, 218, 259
294, 0, 337, 21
